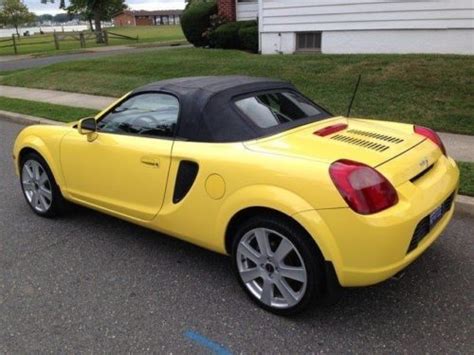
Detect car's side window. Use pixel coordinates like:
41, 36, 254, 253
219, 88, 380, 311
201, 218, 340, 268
97, 93, 179, 138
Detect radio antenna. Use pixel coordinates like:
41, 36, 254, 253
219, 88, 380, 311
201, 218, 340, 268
347, 74, 362, 117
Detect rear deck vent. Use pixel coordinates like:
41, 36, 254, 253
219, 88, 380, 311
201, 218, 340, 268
330, 134, 390, 152
346, 129, 404, 144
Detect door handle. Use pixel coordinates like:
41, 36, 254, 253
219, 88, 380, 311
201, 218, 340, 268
140, 157, 160, 168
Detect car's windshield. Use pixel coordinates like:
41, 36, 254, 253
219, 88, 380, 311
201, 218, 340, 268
235, 91, 329, 129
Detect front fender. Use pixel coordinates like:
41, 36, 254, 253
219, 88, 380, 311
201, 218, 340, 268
13, 126, 68, 189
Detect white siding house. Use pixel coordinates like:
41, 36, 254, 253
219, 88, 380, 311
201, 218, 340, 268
236, 0, 259, 21
235, 0, 474, 55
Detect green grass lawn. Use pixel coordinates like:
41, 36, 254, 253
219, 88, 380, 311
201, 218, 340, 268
1, 48, 473, 134
0, 97, 97, 122
458, 162, 474, 197
0, 26, 185, 56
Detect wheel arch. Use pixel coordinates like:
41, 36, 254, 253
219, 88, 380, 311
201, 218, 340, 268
16, 137, 64, 189
224, 205, 343, 300
217, 184, 344, 285
224, 206, 320, 257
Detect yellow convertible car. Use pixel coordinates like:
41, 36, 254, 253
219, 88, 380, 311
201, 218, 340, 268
13, 76, 459, 315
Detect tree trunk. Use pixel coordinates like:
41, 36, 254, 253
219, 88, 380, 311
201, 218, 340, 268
15, 25, 19, 36
94, 11, 103, 43
88, 18, 94, 31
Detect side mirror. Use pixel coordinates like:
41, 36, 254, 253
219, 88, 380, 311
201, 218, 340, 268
78, 117, 97, 135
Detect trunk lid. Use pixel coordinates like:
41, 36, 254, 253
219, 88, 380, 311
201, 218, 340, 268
245, 117, 441, 185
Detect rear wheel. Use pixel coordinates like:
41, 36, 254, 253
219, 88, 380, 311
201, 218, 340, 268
20, 152, 65, 217
232, 214, 324, 315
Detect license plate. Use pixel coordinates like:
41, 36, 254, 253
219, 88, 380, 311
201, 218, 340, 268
429, 205, 444, 227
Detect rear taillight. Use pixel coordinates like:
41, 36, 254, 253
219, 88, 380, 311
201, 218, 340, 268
314, 123, 348, 137
414, 125, 446, 156
329, 159, 398, 215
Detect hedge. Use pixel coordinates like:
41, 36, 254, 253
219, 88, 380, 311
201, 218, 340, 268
239, 25, 258, 52
210, 20, 258, 52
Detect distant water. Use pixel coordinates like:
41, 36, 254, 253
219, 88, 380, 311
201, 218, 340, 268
0, 25, 90, 38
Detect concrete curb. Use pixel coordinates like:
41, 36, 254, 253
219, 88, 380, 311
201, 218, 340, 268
0, 110, 65, 126
455, 195, 474, 216
0, 109, 473, 216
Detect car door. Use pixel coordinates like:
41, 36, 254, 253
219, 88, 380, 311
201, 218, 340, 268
60, 92, 179, 221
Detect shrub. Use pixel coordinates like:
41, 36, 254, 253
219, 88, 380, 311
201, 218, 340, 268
209, 21, 242, 49
209, 21, 258, 50
239, 20, 257, 29
181, 0, 217, 47
239, 25, 258, 52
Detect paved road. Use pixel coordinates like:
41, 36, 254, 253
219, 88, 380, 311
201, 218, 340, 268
0, 117, 473, 353
0, 45, 190, 72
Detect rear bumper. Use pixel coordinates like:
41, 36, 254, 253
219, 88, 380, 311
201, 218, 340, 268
295, 156, 459, 287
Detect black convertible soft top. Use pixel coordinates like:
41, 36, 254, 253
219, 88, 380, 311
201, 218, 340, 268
131, 76, 329, 143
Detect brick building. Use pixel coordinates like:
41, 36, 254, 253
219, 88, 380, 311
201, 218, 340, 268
113, 10, 183, 26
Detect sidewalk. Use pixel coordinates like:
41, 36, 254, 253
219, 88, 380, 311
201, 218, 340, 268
0, 85, 115, 110
0, 84, 473, 162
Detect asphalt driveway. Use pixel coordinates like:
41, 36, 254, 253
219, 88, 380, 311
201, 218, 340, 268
0, 118, 473, 353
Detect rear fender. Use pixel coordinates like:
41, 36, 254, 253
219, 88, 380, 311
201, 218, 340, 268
216, 185, 343, 270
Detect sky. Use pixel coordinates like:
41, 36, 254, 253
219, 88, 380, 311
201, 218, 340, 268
24, 0, 186, 15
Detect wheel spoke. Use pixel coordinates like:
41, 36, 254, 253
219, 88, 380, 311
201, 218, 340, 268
39, 187, 52, 201
255, 229, 272, 257
39, 195, 49, 211
273, 238, 293, 263
33, 164, 41, 181
25, 164, 34, 179
279, 265, 306, 282
239, 242, 261, 264
38, 172, 49, 185
260, 279, 273, 305
32, 191, 40, 207
275, 278, 298, 305
240, 267, 262, 283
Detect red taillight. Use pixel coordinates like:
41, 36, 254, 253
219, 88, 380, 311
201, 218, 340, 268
314, 123, 348, 137
414, 125, 446, 155
329, 159, 398, 215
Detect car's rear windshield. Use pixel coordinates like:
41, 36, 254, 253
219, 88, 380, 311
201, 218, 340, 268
234, 90, 330, 130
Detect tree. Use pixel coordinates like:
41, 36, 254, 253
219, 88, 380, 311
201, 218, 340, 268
0, 0, 36, 36
52, 12, 70, 23
37, 13, 54, 23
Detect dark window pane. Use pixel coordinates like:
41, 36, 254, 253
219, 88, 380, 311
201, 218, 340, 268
235, 91, 323, 128
297, 32, 321, 51
97, 93, 179, 138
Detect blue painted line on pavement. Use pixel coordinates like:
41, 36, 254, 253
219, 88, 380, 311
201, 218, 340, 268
184, 330, 232, 355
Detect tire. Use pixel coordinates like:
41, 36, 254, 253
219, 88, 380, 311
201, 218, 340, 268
231, 214, 324, 316
20, 152, 66, 218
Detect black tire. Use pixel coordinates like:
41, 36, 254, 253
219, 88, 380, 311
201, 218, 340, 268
19, 152, 66, 218
231, 213, 325, 316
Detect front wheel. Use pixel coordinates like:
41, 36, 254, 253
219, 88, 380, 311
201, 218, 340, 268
20, 152, 65, 217
232, 215, 324, 315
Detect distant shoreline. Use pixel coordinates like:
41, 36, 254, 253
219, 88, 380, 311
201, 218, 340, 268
0, 24, 113, 38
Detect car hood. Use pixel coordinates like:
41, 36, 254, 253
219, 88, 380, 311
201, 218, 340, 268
244, 116, 426, 168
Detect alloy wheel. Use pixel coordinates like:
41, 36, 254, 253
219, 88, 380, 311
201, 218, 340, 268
22, 160, 53, 213
236, 227, 308, 309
